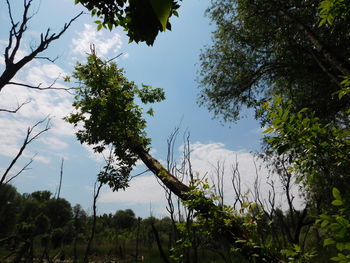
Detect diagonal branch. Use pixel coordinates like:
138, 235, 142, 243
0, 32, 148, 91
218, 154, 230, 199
5, 154, 35, 184
0, 116, 51, 186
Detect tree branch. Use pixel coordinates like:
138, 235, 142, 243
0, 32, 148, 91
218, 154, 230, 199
0, 0, 83, 91
8, 77, 76, 94
0, 116, 51, 185
0, 100, 30, 113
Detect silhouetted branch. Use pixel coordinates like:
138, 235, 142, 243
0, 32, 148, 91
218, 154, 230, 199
0, 116, 51, 185
0, 0, 83, 91
8, 75, 76, 94
0, 100, 30, 113
5, 154, 35, 184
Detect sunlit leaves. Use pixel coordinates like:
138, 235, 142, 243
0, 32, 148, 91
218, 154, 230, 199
263, 96, 350, 205
65, 54, 165, 191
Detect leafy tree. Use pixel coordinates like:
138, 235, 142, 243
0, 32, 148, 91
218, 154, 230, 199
65, 54, 284, 262
263, 96, 350, 208
113, 209, 137, 230
0, 184, 22, 238
31, 191, 52, 202
65, 54, 165, 191
44, 198, 72, 229
198, 0, 350, 123
75, 0, 181, 45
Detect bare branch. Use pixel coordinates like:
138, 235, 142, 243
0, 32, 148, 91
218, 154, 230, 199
8, 76, 76, 94
0, 2, 83, 91
0, 116, 51, 185
130, 169, 150, 179
107, 53, 123, 63
57, 157, 64, 199
5, 154, 35, 184
0, 100, 30, 113
34, 55, 59, 63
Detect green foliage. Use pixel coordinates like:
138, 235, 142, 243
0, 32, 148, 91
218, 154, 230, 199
319, 0, 350, 26
263, 96, 350, 205
317, 188, 350, 263
0, 184, 21, 237
281, 244, 316, 263
113, 209, 136, 230
198, 0, 350, 122
65, 54, 165, 191
75, 0, 181, 45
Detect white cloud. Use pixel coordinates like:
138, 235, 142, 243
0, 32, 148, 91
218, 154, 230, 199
99, 142, 303, 214
0, 59, 75, 166
71, 24, 123, 57
100, 174, 164, 205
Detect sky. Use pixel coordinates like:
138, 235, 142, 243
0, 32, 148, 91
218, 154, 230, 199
0, 0, 296, 218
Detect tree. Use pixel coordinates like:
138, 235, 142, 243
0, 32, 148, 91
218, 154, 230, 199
198, 0, 350, 123
0, 0, 82, 93
65, 54, 285, 263
75, 0, 181, 45
0, 184, 21, 238
0, 0, 82, 189
113, 209, 137, 230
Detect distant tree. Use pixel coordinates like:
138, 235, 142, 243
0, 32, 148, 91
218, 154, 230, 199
44, 198, 72, 229
0, 184, 21, 238
31, 191, 52, 202
113, 209, 137, 230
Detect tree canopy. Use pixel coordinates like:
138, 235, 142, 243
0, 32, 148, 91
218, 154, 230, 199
198, 0, 350, 123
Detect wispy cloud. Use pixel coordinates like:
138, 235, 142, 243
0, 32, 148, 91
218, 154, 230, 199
71, 24, 123, 57
99, 142, 303, 215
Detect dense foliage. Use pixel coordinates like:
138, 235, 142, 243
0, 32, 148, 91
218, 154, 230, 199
198, 0, 350, 123
75, 0, 181, 45
65, 54, 165, 191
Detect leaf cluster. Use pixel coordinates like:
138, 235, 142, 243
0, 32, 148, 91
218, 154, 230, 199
317, 188, 350, 263
263, 96, 350, 206
65, 54, 165, 191
75, 0, 180, 45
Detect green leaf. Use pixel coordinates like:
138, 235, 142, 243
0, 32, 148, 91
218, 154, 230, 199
146, 108, 154, 116
332, 200, 344, 206
333, 187, 342, 200
149, 0, 172, 31
324, 238, 335, 246
263, 127, 274, 134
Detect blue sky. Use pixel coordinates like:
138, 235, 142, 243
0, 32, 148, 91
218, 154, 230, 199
0, 0, 283, 218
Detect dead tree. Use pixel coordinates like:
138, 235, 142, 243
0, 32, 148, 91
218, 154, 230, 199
0, 0, 82, 188
0, 0, 82, 94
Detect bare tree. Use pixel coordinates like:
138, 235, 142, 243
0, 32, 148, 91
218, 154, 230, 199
0, 0, 82, 94
0, 0, 82, 187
